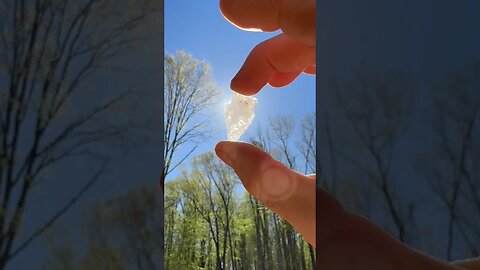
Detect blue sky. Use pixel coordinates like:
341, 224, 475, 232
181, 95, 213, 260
165, 0, 316, 180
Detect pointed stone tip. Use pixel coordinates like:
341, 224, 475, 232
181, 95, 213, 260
225, 90, 257, 142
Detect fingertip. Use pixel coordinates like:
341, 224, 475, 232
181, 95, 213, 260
216, 142, 299, 202
230, 77, 261, 96
232, 34, 315, 95
219, 0, 238, 28
215, 141, 238, 167
215, 140, 238, 153
215, 141, 272, 181
219, 0, 280, 32
218, 0, 231, 17
214, 141, 227, 153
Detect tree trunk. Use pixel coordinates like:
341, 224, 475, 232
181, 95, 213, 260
273, 215, 286, 270
308, 244, 316, 270
250, 196, 265, 270
299, 240, 307, 270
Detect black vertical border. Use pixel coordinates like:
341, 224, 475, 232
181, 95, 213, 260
159, 0, 165, 268
316, 0, 323, 267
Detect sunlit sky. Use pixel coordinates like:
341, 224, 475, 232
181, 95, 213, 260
165, 0, 316, 180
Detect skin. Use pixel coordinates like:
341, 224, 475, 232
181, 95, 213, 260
215, 0, 480, 269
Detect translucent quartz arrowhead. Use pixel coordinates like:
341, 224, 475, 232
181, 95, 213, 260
225, 92, 257, 141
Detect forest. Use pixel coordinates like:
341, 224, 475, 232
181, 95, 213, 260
164, 116, 317, 270
163, 51, 316, 270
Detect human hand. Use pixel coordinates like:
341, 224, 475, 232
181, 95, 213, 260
214, 141, 478, 270
220, 0, 316, 96
217, 0, 317, 246
217, 0, 480, 269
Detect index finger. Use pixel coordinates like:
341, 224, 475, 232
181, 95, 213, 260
220, 0, 316, 45
231, 34, 315, 95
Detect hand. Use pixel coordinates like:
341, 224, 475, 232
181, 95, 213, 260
220, 0, 316, 96
218, 0, 317, 245
215, 142, 479, 269
217, 0, 479, 269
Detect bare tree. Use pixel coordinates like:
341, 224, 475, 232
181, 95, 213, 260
329, 72, 414, 242
0, 0, 160, 267
297, 113, 316, 175
296, 113, 317, 269
414, 64, 480, 259
163, 51, 218, 184
269, 116, 296, 170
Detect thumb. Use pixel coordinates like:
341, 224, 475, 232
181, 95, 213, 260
215, 141, 316, 246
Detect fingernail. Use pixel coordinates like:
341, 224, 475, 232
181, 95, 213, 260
215, 141, 237, 167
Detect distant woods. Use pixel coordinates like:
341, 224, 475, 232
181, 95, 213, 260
157, 49, 316, 269
164, 114, 316, 270
42, 113, 316, 270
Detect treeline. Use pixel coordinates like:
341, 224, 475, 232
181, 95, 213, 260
164, 114, 316, 270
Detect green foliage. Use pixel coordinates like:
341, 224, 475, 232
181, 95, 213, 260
165, 115, 317, 270
43, 114, 317, 269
